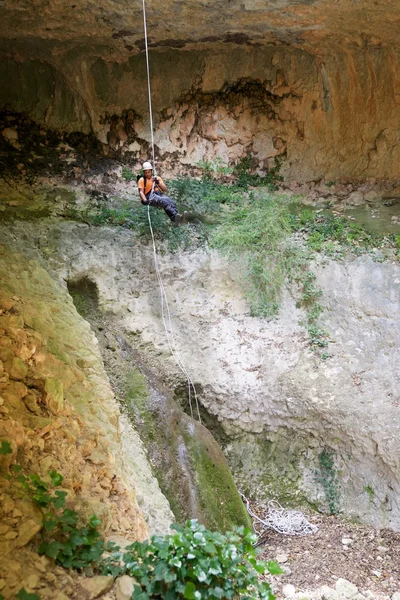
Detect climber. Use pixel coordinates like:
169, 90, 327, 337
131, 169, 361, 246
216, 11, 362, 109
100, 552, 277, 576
138, 162, 188, 226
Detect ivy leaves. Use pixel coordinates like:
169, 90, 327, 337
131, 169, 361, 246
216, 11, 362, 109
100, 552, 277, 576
102, 519, 280, 599
1, 450, 281, 600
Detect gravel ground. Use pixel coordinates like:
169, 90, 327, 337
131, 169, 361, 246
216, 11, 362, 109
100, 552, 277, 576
248, 501, 400, 598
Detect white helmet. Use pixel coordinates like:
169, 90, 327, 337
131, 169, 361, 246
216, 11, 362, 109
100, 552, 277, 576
142, 161, 153, 171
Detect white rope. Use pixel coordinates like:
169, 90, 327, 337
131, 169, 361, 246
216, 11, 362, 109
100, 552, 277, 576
241, 493, 319, 537
142, 0, 156, 173
141, 0, 201, 423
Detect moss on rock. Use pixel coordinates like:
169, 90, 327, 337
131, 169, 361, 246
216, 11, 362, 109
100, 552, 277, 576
125, 367, 251, 531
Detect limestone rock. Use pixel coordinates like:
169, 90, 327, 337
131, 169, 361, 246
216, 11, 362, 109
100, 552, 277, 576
78, 575, 114, 599
0, 297, 15, 311
320, 586, 340, 600
116, 575, 137, 600
335, 579, 359, 598
341, 537, 353, 545
23, 393, 41, 414
44, 378, 64, 414
2, 128, 18, 142
276, 553, 289, 564
16, 517, 42, 548
8, 357, 28, 381
282, 584, 296, 598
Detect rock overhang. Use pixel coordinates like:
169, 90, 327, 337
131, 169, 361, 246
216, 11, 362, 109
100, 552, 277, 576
1, 0, 400, 60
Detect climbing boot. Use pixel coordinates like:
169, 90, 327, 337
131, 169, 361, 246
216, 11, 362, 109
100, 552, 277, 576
182, 211, 189, 224
173, 214, 182, 227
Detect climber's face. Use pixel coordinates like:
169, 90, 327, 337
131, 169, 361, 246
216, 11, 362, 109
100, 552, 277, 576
143, 169, 152, 179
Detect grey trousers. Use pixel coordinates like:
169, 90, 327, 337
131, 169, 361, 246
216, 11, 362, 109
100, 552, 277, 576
144, 193, 179, 221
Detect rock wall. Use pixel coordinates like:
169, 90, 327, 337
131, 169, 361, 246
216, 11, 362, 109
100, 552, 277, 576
2, 43, 400, 182
2, 216, 397, 531
67, 277, 251, 531
0, 243, 174, 598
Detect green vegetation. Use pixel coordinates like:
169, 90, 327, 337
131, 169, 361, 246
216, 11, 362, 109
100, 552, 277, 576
196, 157, 234, 179
100, 519, 282, 599
1, 455, 280, 599
365, 484, 375, 502
194, 155, 284, 192
61, 160, 397, 352
234, 155, 283, 191
315, 449, 341, 515
64, 201, 201, 252
210, 194, 293, 317
122, 166, 137, 182
4, 465, 105, 569
290, 209, 399, 257
296, 271, 329, 352
0, 591, 40, 600
0, 440, 12, 454
124, 369, 252, 530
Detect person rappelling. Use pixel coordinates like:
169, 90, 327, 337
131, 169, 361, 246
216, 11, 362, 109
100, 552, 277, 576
138, 161, 188, 226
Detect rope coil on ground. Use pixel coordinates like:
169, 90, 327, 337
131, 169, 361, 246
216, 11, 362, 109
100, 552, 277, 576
241, 493, 319, 537
142, 0, 201, 422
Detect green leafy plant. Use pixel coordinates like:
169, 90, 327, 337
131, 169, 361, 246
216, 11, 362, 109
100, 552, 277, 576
4, 465, 105, 570
2, 457, 281, 598
365, 484, 375, 503
210, 194, 295, 317
290, 209, 398, 255
0, 588, 41, 599
196, 158, 233, 181
16, 590, 41, 600
295, 271, 329, 352
315, 450, 341, 515
101, 519, 282, 599
235, 155, 253, 189
235, 155, 283, 191
0, 440, 12, 454
122, 166, 137, 182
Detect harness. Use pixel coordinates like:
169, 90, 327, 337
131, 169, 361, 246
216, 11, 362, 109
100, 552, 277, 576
139, 176, 162, 203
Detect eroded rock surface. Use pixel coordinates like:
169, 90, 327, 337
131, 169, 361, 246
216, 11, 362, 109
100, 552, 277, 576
0, 243, 174, 598
1, 212, 399, 531
1, 2, 400, 182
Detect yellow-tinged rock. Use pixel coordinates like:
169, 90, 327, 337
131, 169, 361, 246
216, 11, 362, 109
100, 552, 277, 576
23, 393, 41, 414
0, 347, 13, 363
15, 518, 42, 548
0, 315, 24, 329
116, 575, 137, 600
8, 357, 28, 381
26, 573, 40, 589
0, 297, 14, 311
78, 575, 114, 599
44, 378, 64, 414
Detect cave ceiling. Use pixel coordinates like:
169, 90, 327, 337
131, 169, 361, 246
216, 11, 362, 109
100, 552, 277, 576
0, 0, 399, 59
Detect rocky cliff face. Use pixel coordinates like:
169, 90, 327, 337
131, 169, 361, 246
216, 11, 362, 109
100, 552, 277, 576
1, 1, 400, 183
0, 243, 176, 598
1, 193, 398, 533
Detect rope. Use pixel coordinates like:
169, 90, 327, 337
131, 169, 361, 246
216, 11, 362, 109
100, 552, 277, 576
141, 0, 202, 423
142, 0, 156, 172
241, 493, 319, 537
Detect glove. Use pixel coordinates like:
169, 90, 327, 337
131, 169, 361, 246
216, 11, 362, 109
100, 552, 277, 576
154, 177, 159, 185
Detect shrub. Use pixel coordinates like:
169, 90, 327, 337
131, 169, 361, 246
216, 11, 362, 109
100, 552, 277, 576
196, 158, 234, 180
101, 519, 281, 599
315, 450, 341, 515
2, 458, 282, 598
122, 166, 137, 182
4, 465, 105, 570
235, 155, 283, 191
210, 194, 293, 317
